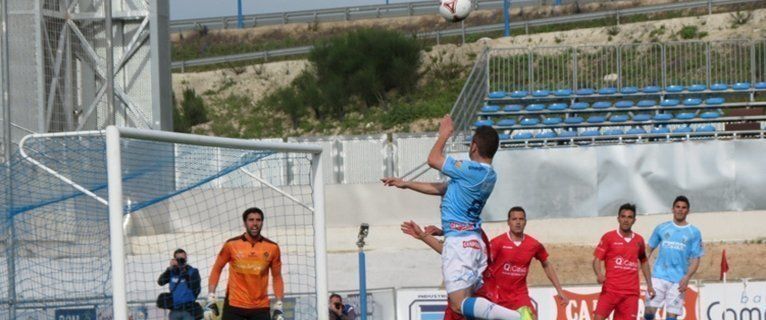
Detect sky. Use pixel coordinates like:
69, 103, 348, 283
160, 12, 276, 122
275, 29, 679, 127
170, 0, 417, 20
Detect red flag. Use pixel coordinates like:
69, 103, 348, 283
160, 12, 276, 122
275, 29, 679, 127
720, 249, 729, 280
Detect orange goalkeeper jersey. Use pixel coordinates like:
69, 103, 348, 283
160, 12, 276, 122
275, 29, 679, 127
209, 233, 284, 309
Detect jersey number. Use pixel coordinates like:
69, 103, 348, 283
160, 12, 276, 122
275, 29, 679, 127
466, 199, 485, 217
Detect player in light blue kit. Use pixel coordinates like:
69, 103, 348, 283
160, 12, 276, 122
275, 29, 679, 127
643, 195, 704, 320
382, 115, 530, 320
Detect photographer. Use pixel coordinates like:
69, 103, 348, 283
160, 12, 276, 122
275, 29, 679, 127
328, 293, 356, 320
158, 249, 202, 320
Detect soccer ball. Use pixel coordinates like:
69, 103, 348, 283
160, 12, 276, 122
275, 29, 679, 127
439, 0, 474, 22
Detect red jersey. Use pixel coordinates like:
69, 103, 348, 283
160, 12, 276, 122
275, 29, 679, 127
486, 234, 548, 299
593, 230, 647, 296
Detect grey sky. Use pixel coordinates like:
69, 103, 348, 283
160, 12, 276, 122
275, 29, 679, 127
170, 0, 417, 20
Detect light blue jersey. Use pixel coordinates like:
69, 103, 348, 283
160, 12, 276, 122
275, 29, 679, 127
648, 221, 704, 283
440, 156, 497, 237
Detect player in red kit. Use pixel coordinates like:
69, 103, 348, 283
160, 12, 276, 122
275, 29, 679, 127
592, 203, 655, 320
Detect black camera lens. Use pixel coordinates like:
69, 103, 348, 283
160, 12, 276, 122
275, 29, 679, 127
176, 257, 186, 265
334, 302, 342, 309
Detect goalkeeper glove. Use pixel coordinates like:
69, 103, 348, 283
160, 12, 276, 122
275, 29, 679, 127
203, 293, 219, 320
271, 300, 284, 320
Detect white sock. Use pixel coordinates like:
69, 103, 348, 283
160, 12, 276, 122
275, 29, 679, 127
461, 297, 521, 320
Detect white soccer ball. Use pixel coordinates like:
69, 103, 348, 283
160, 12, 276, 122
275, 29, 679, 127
439, 0, 474, 22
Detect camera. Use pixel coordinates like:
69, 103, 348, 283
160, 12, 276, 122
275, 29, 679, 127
334, 302, 343, 309
176, 257, 186, 266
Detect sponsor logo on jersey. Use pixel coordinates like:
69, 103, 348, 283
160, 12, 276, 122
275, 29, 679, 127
613, 256, 639, 270
463, 239, 481, 250
662, 241, 686, 251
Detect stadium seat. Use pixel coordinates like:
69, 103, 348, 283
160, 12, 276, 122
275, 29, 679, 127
621, 86, 639, 94
548, 103, 568, 111
526, 104, 545, 112
481, 105, 500, 113
570, 102, 589, 110
666, 85, 684, 92
488, 91, 506, 99
705, 97, 725, 105
615, 100, 634, 109
755, 82, 766, 90
627, 128, 647, 135
564, 116, 584, 124
651, 127, 671, 134
654, 113, 674, 121
682, 98, 702, 106
497, 119, 517, 126
536, 131, 557, 139
587, 116, 606, 124
510, 90, 528, 98
633, 114, 652, 122
732, 82, 751, 90
642, 85, 661, 93
559, 130, 578, 138
673, 126, 693, 133
604, 129, 624, 136
593, 101, 612, 109
660, 99, 679, 107
637, 100, 656, 108
696, 125, 716, 132
610, 115, 629, 123
513, 132, 534, 140
598, 87, 617, 95
688, 84, 706, 92
499, 133, 511, 140
710, 83, 728, 91
520, 118, 540, 126
474, 119, 494, 127
504, 104, 523, 112
543, 117, 563, 125
700, 111, 720, 119
676, 112, 696, 120
576, 88, 595, 95
554, 89, 573, 97
580, 130, 601, 137
532, 90, 551, 97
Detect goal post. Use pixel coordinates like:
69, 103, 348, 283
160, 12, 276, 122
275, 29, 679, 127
6, 126, 328, 320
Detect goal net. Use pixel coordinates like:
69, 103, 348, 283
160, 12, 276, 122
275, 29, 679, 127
0, 127, 327, 320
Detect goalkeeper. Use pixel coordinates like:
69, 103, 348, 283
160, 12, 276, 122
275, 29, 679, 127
206, 207, 285, 320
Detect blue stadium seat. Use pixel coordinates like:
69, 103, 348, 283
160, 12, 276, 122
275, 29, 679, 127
643, 85, 661, 93
497, 119, 517, 126
536, 131, 557, 139
499, 133, 511, 140
654, 113, 674, 121
733, 82, 751, 91
580, 130, 601, 137
474, 119, 494, 127
610, 115, 629, 123
481, 105, 500, 113
543, 117, 563, 125
696, 125, 716, 133
510, 90, 529, 98
705, 97, 725, 105
570, 102, 590, 110
627, 128, 647, 135
593, 101, 612, 109
488, 91, 506, 99
651, 127, 671, 134
700, 111, 720, 119
676, 112, 696, 120
604, 129, 624, 136
666, 85, 684, 92
520, 118, 540, 126
513, 132, 534, 140
555, 89, 573, 97
576, 88, 595, 96
615, 100, 635, 109
564, 116, 584, 124
559, 130, 578, 138
637, 100, 656, 108
621, 86, 639, 94
548, 103, 568, 111
532, 90, 551, 97
660, 99, 680, 107
683, 98, 702, 106
710, 83, 728, 91
688, 84, 706, 92
587, 116, 606, 123
756, 82, 766, 90
673, 126, 693, 133
633, 114, 652, 122
526, 104, 545, 112
504, 104, 523, 112
598, 87, 617, 95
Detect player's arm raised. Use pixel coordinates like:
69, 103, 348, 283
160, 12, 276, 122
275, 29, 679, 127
427, 115, 453, 170
381, 177, 447, 196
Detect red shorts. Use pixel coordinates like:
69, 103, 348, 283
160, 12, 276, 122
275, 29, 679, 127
594, 291, 639, 320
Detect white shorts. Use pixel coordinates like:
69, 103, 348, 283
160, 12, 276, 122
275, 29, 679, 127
647, 277, 685, 315
441, 233, 488, 294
